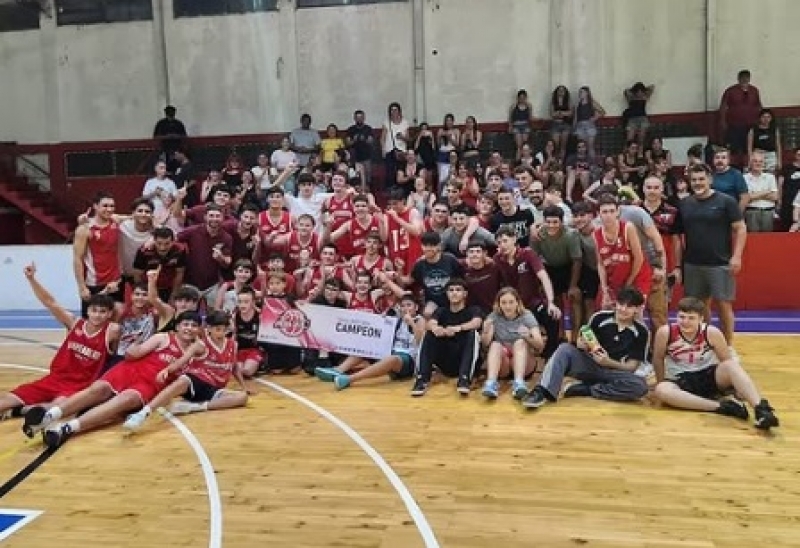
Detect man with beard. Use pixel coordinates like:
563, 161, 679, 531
346, 110, 375, 187
711, 147, 749, 210
178, 204, 233, 308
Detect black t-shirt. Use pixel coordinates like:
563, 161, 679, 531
490, 208, 536, 247
589, 310, 649, 363
411, 252, 465, 307
432, 304, 483, 338
780, 164, 800, 224
346, 123, 374, 162
678, 191, 742, 266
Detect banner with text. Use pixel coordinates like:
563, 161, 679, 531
258, 299, 398, 360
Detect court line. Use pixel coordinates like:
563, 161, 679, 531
255, 378, 441, 548
0, 363, 222, 548
0, 508, 43, 541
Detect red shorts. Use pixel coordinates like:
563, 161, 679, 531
99, 361, 165, 404
237, 348, 263, 364
11, 374, 88, 405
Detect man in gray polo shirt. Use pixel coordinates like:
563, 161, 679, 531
676, 163, 747, 345
290, 113, 321, 167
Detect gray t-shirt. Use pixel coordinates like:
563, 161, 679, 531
487, 310, 539, 344
578, 229, 598, 270
619, 204, 659, 267
532, 227, 582, 268
289, 128, 321, 167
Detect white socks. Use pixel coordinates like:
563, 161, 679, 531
45, 406, 63, 422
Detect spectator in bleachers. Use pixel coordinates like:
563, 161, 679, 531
779, 147, 800, 229
583, 165, 621, 205
380, 102, 410, 190
743, 151, 778, 232
460, 116, 482, 166
543, 184, 573, 226
565, 139, 593, 200
790, 193, 800, 233
509, 90, 534, 161
346, 110, 375, 187
270, 137, 298, 195
251, 153, 273, 192
220, 153, 244, 190
518, 143, 536, 169
153, 105, 187, 169
623, 82, 655, 148
290, 113, 321, 168
406, 176, 434, 218
617, 140, 648, 196
720, 70, 762, 161
413, 122, 436, 177
199, 169, 223, 203
396, 150, 425, 196
142, 160, 177, 215
645, 137, 672, 169
711, 147, 749, 210
573, 86, 605, 161
550, 86, 572, 160
535, 139, 564, 188
747, 108, 781, 173
320, 124, 345, 172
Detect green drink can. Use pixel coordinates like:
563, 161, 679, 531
579, 326, 599, 350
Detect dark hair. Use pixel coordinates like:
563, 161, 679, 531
687, 143, 704, 159
387, 102, 402, 118
466, 239, 488, 251
297, 173, 315, 186
597, 194, 619, 207
153, 226, 175, 240
131, 282, 148, 293
240, 204, 259, 216
321, 242, 338, 254
174, 285, 201, 302
205, 310, 230, 327
677, 296, 706, 315
495, 226, 518, 241
737, 69, 751, 79
86, 294, 115, 311
233, 259, 255, 272
238, 285, 257, 298
514, 165, 535, 178
93, 191, 114, 204
431, 199, 449, 211
445, 278, 467, 291
542, 205, 564, 220
324, 277, 343, 290
551, 85, 571, 110
131, 197, 154, 212
205, 203, 222, 214
572, 201, 596, 215
757, 108, 776, 131
354, 109, 364, 117
420, 231, 441, 247
175, 310, 202, 325
450, 205, 471, 217
616, 286, 645, 307
688, 163, 712, 176
267, 186, 285, 197
387, 187, 406, 203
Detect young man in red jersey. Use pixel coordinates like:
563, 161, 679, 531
73, 191, 123, 317
0, 263, 119, 422
329, 193, 384, 258
122, 310, 250, 431
24, 312, 204, 447
384, 188, 424, 276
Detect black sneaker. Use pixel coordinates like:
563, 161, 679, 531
715, 399, 749, 421
456, 377, 471, 396
43, 424, 73, 449
522, 386, 549, 409
563, 382, 593, 398
410, 378, 429, 397
22, 406, 49, 439
754, 399, 779, 430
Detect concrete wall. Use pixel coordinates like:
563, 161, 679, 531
0, 0, 797, 144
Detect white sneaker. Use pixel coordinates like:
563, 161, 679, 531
168, 401, 200, 415
634, 362, 654, 378
122, 410, 149, 432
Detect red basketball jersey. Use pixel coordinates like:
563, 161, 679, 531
50, 318, 111, 385
186, 334, 237, 389
84, 221, 121, 286
353, 254, 390, 278
348, 215, 382, 257
305, 265, 347, 297
285, 231, 320, 272
258, 210, 292, 255
593, 220, 651, 295
129, 333, 187, 380
349, 292, 378, 313
386, 208, 422, 274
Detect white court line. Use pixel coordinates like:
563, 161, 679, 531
0, 363, 222, 548
0, 508, 43, 541
255, 378, 441, 548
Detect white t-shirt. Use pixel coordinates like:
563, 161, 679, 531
118, 218, 152, 276
381, 119, 410, 154
270, 149, 297, 171
142, 177, 177, 213
285, 191, 333, 233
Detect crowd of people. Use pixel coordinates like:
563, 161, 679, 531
0, 73, 790, 448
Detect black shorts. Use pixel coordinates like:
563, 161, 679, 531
545, 264, 572, 296
578, 265, 600, 299
183, 374, 222, 403
262, 343, 303, 371
674, 366, 721, 400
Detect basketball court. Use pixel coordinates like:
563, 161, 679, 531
0, 312, 798, 547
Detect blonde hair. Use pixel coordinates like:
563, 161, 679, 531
493, 287, 526, 318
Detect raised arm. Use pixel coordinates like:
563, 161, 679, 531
24, 263, 76, 329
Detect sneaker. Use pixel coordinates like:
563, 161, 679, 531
43, 423, 72, 449
456, 377, 471, 395
715, 399, 749, 421
563, 382, 593, 398
511, 381, 529, 401
481, 380, 499, 399
168, 401, 201, 415
754, 399, 779, 430
122, 410, 149, 432
314, 367, 342, 382
634, 362, 654, 378
410, 378, 429, 397
0, 406, 22, 422
333, 375, 351, 391
22, 405, 50, 439
521, 386, 549, 409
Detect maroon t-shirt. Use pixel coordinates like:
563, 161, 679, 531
222, 221, 258, 280
185, 205, 236, 226
462, 260, 503, 315
494, 247, 545, 309
178, 225, 233, 290
721, 85, 762, 128
132, 242, 188, 291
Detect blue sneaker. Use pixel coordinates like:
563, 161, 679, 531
314, 367, 341, 382
333, 375, 351, 391
481, 380, 500, 399
511, 381, 529, 400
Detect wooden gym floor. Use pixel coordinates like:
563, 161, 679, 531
0, 330, 798, 547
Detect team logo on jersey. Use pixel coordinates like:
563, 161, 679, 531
0, 509, 42, 541
274, 309, 311, 338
